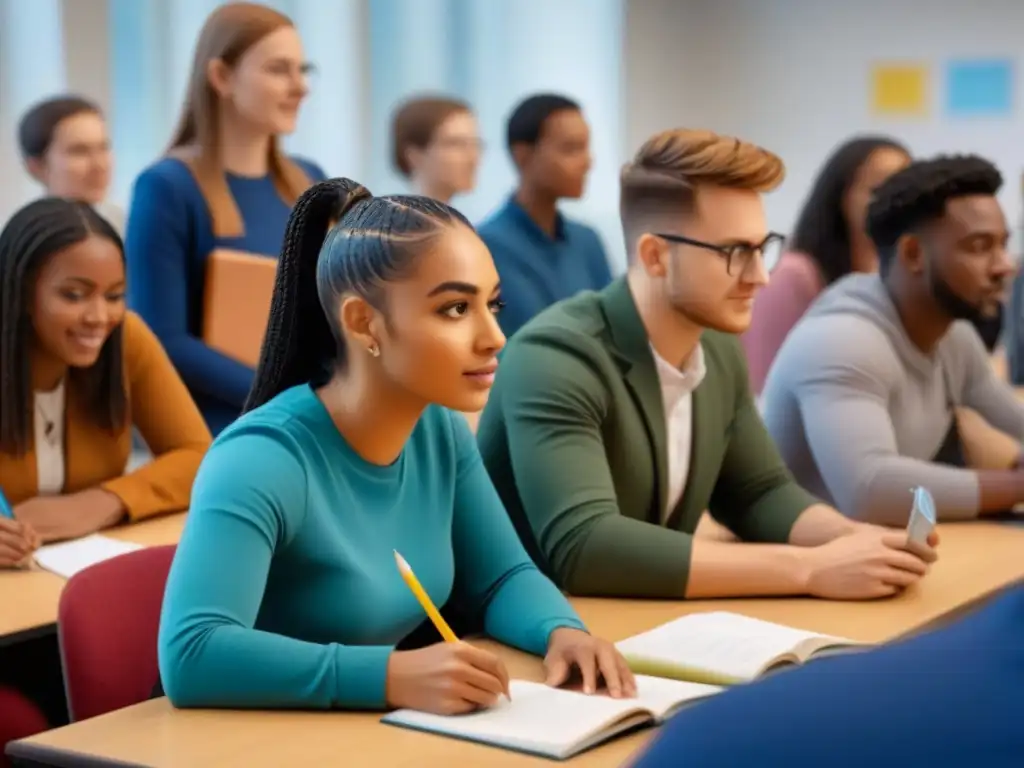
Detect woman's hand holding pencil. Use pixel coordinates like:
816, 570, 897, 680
387, 550, 511, 715
385, 641, 511, 715
0, 516, 40, 569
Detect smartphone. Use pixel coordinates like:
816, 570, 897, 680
906, 486, 936, 546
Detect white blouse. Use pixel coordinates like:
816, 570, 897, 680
33, 380, 66, 495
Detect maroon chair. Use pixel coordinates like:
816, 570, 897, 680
0, 686, 48, 768
57, 545, 175, 722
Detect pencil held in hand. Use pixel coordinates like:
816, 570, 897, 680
394, 550, 459, 643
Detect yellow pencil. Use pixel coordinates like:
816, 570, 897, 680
394, 550, 459, 643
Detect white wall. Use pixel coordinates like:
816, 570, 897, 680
625, 0, 1024, 245
62, 0, 110, 113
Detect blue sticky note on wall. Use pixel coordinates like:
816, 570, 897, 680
945, 59, 1014, 117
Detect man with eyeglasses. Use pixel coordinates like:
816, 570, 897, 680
477, 128, 935, 600
763, 155, 1024, 523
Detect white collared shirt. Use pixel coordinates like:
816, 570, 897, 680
651, 344, 707, 523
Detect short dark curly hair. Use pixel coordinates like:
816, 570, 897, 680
867, 155, 1003, 274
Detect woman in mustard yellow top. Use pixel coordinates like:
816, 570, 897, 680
0, 197, 211, 565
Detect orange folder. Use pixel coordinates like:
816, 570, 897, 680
202, 249, 278, 367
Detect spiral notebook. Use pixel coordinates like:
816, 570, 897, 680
382, 675, 721, 760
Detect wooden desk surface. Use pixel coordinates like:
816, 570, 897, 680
0, 513, 186, 644
10, 521, 1024, 768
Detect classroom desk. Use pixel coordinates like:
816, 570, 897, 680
0, 513, 186, 647
9, 520, 1024, 768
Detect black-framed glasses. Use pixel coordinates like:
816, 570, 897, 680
654, 231, 786, 275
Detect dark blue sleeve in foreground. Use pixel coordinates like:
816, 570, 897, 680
632, 586, 1024, 768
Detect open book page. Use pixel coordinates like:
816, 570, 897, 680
631, 674, 724, 720
382, 676, 722, 760
616, 612, 858, 684
34, 534, 143, 579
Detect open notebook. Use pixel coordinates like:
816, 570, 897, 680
33, 534, 143, 579
616, 611, 865, 686
382, 674, 721, 760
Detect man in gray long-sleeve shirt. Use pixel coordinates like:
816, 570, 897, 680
763, 154, 1024, 524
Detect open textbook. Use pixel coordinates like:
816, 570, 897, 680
33, 534, 143, 579
616, 611, 866, 686
382, 675, 722, 760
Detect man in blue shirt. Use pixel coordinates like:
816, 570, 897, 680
478, 93, 613, 337
631, 585, 1024, 767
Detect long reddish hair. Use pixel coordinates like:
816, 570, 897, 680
167, 2, 313, 238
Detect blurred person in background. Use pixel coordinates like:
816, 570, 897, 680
391, 96, 481, 205
124, 2, 326, 435
478, 93, 612, 338
742, 136, 910, 395
17, 95, 124, 234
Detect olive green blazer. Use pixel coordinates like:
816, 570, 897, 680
478, 277, 816, 598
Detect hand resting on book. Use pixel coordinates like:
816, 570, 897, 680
544, 627, 637, 699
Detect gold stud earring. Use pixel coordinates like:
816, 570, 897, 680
368, 343, 380, 358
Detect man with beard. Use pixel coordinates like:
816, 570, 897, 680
762, 154, 1024, 524
477, 128, 935, 600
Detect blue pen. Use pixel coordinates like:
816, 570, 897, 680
0, 486, 33, 570
0, 487, 13, 519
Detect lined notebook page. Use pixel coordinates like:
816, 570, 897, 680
383, 676, 722, 759
34, 535, 143, 579
616, 612, 843, 681
385, 680, 645, 757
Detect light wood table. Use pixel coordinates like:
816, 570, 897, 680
0, 513, 186, 646
9, 521, 1024, 768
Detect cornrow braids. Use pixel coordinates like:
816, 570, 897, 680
0, 199, 126, 455
867, 154, 1003, 274
244, 178, 472, 413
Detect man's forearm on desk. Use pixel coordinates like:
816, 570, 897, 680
552, 514, 695, 598
787, 504, 860, 546
557, 514, 814, 599
686, 538, 811, 598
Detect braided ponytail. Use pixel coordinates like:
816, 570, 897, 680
244, 178, 372, 412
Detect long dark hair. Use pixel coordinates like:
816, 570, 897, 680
788, 136, 909, 286
244, 178, 472, 412
0, 198, 127, 455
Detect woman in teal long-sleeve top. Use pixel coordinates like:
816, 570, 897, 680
157, 177, 635, 714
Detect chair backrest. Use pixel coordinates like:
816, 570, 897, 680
0, 686, 49, 767
57, 545, 176, 722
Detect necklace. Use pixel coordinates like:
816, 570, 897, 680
35, 383, 65, 447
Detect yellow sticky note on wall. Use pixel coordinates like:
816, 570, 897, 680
871, 63, 929, 116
